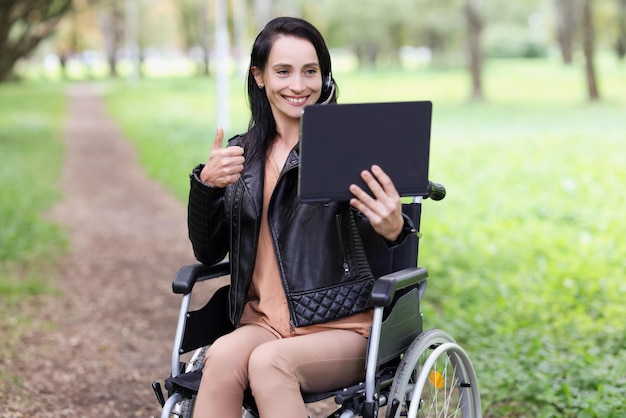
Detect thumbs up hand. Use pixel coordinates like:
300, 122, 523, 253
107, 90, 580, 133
199, 127, 245, 187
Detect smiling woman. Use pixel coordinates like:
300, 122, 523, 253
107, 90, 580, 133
187, 16, 412, 418
251, 36, 323, 130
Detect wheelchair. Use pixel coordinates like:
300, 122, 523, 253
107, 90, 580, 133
152, 181, 482, 418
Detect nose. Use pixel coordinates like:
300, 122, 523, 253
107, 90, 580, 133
289, 74, 305, 93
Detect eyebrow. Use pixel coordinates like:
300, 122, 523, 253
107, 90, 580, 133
272, 62, 320, 69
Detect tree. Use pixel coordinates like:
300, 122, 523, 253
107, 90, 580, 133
175, 0, 211, 76
582, 0, 600, 100
53, 0, 103, 79
253, 0, 274, 32
319, 0, 410, 68
466, 0, 484, 100
0, 0, 74, 81
232, 0, 249, 75
616, 0, 626, 60
100, 0, 124, 77
555, 0, 576, 64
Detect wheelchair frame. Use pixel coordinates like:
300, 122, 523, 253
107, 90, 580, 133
152, 194, 482, 418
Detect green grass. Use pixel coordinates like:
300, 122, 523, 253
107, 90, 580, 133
421, 110, 626, 417
0, 82, 68, 298
102, 57, 626, 417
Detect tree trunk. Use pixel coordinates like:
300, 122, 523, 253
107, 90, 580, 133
555, 0, 575, 64
200, 1, 211, 76
354, 42, 379, 68
616, 0, 626, 60
214, 0, 230, 130
101, 0, 124, 78
253, 0, 274, 32
582, 0, 600, 101
233, 0, 248, 76
466, 0, 484, 101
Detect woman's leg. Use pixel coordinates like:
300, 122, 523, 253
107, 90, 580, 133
193, 324, 276, 418
248, 329, 368, 418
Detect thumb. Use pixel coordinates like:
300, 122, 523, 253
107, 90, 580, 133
212, 126, 225, 150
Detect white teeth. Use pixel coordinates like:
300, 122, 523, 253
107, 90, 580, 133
286, 97, 306, 104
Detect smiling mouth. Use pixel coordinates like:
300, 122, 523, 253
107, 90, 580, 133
285, 96, 308, 105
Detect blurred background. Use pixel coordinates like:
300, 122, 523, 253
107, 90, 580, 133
1, 1, 625, 417
3, 0, 624, 97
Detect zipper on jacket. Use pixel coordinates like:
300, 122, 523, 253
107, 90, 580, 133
335, 214, 351, 277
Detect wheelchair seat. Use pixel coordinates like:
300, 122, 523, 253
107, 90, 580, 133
152, 187, 483, 418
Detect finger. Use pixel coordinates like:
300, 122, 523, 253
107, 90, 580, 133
370, 165, 399, 198
350, 184, 384, 220
359, 169, 384, 198
212, 126, 225, 151
222, 145, 245, 158
349, 182, 376, 206
349, 195, 385, 234
349, 196, 375, 219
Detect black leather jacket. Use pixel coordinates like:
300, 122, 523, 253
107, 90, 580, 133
188, 136, 413, 328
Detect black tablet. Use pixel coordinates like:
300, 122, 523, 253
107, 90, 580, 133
298, 101, 432, 202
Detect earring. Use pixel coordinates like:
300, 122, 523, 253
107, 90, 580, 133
258, 83, 264, 89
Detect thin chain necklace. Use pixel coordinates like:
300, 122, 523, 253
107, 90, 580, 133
268, 143, 283, 178
269, 138, 294, 177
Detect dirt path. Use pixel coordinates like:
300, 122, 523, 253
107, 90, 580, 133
2, 84, 198, 417
1, 84, 333, 418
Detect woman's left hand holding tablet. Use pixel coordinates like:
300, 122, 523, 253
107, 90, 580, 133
349, 165, 404, 242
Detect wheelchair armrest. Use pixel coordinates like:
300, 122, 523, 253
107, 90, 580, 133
172, 261, 231, 295
370, 267, 428, 307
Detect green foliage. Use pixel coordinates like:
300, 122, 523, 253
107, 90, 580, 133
316, 0, 465, 64
103, 57, 626, 417
0, 82, 68, 296
481, 0, 550, 58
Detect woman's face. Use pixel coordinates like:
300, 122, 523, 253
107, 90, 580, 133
253, 35, 323, 125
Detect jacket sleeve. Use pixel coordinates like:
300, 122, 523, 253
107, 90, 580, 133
354, 210, 417, 277
187, 164, 229, 265
354, 209, 415, 248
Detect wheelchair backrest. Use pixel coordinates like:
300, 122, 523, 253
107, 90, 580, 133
375, 201, 425, 365
180, 285, 234, 354
395, 202, 422, 268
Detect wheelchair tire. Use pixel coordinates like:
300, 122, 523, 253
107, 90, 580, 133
386, 329, 481, 418
167, 345, 257, 418
170, 345, 209, 418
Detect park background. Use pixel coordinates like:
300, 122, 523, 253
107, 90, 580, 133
1, 0, 625, 417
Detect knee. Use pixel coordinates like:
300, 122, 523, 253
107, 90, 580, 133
248, 343, 295, 390
202, 339, 245, 381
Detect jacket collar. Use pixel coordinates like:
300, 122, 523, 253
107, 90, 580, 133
284, 144, 300, 173
238, 141, 301, 214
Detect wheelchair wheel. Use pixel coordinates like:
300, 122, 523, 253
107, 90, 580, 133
386, 329, 481, 418
167, 345, 257, 418
170, 345, 209, 418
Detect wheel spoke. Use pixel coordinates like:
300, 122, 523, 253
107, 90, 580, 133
387, 329, 481, 418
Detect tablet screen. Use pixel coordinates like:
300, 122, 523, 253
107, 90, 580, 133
298, 101, 432, 202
